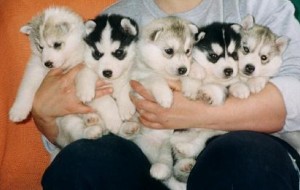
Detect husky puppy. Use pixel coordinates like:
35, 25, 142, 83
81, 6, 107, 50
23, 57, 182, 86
193, 22, 242, 105
129, 16, 199, 187
229, 15, 288, 99
170, 22, 242, 182
9, 7, 86, 123
9, 7, 103, 150
75, 14, 139, 135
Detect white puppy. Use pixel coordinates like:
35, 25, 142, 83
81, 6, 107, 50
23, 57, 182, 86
9, 7, 105, 151
9, 7, 86, 123
130, 16, 199, 189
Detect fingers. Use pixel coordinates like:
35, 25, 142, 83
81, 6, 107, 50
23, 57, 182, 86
130, 80, 155, 101
95, 87, 113, 98
167, 80, 181, 91
68, 102, 95, 115
65, 63, 84, 79
139, 116, 163, 129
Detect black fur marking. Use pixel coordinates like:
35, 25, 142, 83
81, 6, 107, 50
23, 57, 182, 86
84, 14, 139, 61
195, 22, 241, 63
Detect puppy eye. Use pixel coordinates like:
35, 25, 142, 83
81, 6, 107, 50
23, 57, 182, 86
243, 46, 250, 54
261, 55, 268, 61
38, 44, 44, 51
115, 49, 124, 57
185, 49, 190, 55
92, 51, 103, 60
164, 48, 174, 55
209, 53, 218, 59
54, 42, 62, 49
113, 49, 126, 60
232, 52, 238, 61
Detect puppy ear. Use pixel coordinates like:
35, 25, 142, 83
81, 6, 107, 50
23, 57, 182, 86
195, 31, 205, 42
188, 23, 199, 35
241, 15, 255, 30
231, 24, 242, 33
149, 28, 163, 41
20, 25, 32, 35
276, 36, 289, 54
85, 20, 96, 35
121, 18, 138, 36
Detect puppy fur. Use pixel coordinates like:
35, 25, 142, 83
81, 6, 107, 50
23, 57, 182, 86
75, 14, 139, 135
229, 15, 288, 99
129, 16, 199, 188
9, 6, 86, 123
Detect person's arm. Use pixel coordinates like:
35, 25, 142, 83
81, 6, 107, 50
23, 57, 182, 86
32, 64, 113, 144
130, 80, 285, 133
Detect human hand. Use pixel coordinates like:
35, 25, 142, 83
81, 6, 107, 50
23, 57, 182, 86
32, 64, 113, 143
130, 80, 202, 130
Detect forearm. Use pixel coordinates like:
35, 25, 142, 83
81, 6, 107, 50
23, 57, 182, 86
132, 81, 286, 133
196, 83, 286, 133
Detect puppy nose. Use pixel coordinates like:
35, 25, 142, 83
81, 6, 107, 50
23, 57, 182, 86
245, 64, 255, 75
103, 70, 113, 78
224, 68, 233, 77
178, 67, 187, 75
44, 61, 54, 68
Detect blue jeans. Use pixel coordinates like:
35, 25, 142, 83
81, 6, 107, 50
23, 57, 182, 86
42, 131, 299, 190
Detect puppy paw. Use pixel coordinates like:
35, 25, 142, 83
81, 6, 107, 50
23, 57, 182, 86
248, 78, 267, 94
173, 158, 196, 182
153, 87, 173, 108
119, 121, 140, 139
182, 85, 199, 100
198, 91, 224, 106
229, 82, 250, 99
150, 163, 172, 180
76, 87, 95, 103
119, 101, 136, 121
82, 113, 103, 126
181, 78, 201, 100
9, 105, 30, 122
174, 142, 202, 158
83, 126, 105, 139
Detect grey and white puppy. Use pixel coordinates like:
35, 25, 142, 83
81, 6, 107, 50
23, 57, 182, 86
130, 16, 200, 190
230, 15, 288, 98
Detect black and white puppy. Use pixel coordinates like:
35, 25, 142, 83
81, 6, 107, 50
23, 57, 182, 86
170, 22, 242, 182
75, 14, 138, 135
193, 22, 241, 105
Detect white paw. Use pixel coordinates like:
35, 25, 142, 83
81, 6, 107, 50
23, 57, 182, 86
106, 120, 122, 135
150, 163, 172, 180
83, 126, 105, 139
229, 83, 250, 99
248, 78, 267, 94
82, 113, 103, 126
174, 142, 202, 158
119, 101, 136, 121
199, 85, 226, 106
173, 158, 196, 182
76, 86, 95, 103
119, 121, 140, 139
9, 106, 30, 122
183, 88, 199, 100
153, 87, 173, 108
